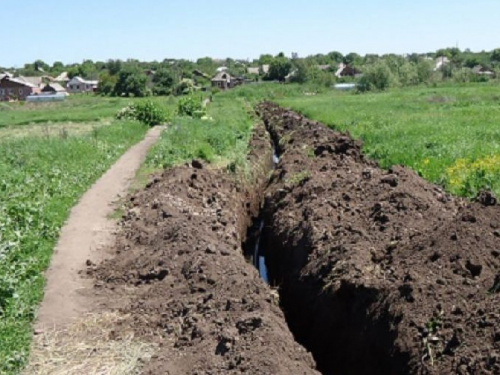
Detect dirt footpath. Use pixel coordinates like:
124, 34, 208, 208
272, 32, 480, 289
36, 126, 164, 330
91, 123, 319, 374
258, 102, 500, 375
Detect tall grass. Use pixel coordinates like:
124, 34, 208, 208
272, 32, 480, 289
146, 94, 254, 170
279, 83, 500, 197
0, 121, 148, 374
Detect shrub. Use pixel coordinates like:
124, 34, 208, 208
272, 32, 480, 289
177, 95, 206, 118
116, 100, 169, 126
357, 61, 395, 92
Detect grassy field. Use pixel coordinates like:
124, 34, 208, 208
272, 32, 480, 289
277, 83, 500, 198
0, 95, 169, 374
145, 93, 255, 172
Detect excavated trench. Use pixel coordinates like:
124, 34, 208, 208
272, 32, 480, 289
92, 103, 500, 374
243, 141, 406, 375
254, 102, 500, 375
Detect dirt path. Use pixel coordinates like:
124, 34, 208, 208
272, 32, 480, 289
35, 126, 163, 330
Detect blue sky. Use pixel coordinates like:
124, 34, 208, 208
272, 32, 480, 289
4, 0, 500, 67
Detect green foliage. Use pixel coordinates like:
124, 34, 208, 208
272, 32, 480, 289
267, 55, 292, 82
173, 79, 197, 96
113, 65, 148, 97
0, 121, 148, 374
146, 95, 252, 169
177, 95, 206, 118
152, 69, 175, 96
97, 71, 117, 96
279, 83, 500, 197
357, 61, 395, 91
116, 100, 169, 126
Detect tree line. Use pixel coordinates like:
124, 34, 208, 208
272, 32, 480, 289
3, 47, 500, 96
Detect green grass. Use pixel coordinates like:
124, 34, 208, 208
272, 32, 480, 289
0, 92, 161, 374
0, 95, 175, 127
278, 83, 500, 197
146, 93, 255, 171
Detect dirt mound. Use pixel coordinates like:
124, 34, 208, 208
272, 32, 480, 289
257, 102, 500, 375
90, 123, 319, 374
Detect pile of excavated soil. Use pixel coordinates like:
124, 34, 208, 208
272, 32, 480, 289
257, 102, 500, 375
90, 124, 319, 374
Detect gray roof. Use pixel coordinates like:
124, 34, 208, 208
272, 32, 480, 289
2, 76, 38, 88
212, 71, 232, 82
18, 76, 44, 86
44, 82, 66, 92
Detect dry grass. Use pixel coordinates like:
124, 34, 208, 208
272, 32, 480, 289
0, 121, 111, 140
23, 312, 156, 375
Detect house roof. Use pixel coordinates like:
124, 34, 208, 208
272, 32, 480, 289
1, 76, 38, 88
247, 67, 260, 75
68, 76, 98, 85
54, 72, 69, 82
18, 76, 44, 87
212, 71, 232, 82
317, 64, 331, 71
44, 82, 66, 92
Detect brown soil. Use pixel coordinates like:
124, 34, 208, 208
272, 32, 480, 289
257, 102, 500, 375
36, 126, 164, 330
90, 123, 319, 374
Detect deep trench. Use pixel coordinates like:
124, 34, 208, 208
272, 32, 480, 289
242, 122, 410, 375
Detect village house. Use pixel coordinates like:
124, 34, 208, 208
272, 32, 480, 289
0, 76, 41, 101
42, 82, 68, 95
434, 56, 450, 71
211, 71, 234, 90
67, 76, 98, 93
472, 65, 494, 76
335, 63, 362, 78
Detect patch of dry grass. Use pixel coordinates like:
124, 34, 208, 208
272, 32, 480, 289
23, 312, 156, 375
0, 121, 111, 140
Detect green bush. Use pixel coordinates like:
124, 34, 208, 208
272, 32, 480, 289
177, 95, 206, 118
357, 61, 396, 92
116, 100, 169, 126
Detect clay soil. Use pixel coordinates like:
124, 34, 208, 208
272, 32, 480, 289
90, 123, 319, 374
257, 102, 500, 375
87, 103, 500, 375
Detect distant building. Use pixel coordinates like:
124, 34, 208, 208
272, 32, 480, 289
211, 71, 234, 90
247, 67, 260, 75
434, 56, 450, 71
54, 71, 70, 83
261, 64, 270, 74
17, 76, 45, 88
67, 76, 98, 93
472, 65, 494, 76
0, 76, 41, 101
335, 63, 362, 78
42, 82, 68, 95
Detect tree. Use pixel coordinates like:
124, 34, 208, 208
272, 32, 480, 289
267, 56, 292, 82
97, 71, 117, 96
344, 52, 361, 65
491, 49, 500, 64
357, 61, 395, 92
113, 65, 148, 97
327, 51, 344, 63
152, 68, 175, 95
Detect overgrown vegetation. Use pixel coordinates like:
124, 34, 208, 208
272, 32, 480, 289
116, 100, 170, 126
0, 101, 150, 374
279, 83, 500, 197
146, 93, 252, 170
177, 95, 206, 118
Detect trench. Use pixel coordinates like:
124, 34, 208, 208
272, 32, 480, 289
241, 113, 410, 375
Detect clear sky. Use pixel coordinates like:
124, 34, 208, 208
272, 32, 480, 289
4, 0, 500, 67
